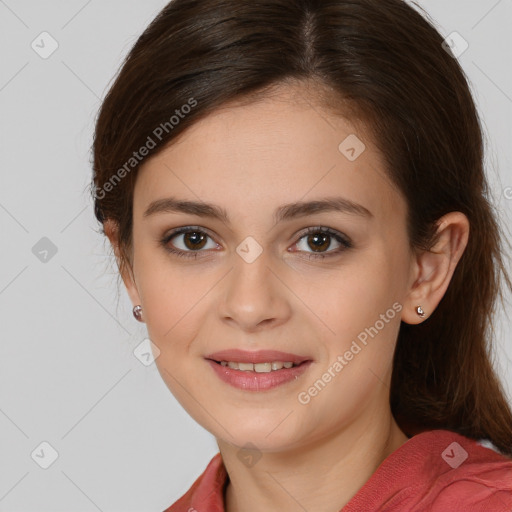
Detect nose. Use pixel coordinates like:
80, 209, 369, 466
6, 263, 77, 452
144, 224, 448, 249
218, 249, 292, 332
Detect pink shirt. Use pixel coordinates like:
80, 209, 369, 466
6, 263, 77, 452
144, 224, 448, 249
163, 429, 512, 511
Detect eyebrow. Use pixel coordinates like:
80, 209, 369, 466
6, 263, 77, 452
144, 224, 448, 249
143, 196, 373, 225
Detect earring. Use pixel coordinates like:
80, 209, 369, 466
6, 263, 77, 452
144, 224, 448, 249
415, 305, 425, 317
133, 305, 143, 322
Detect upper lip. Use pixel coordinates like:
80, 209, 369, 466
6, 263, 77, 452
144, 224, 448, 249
205, 349, 312, 365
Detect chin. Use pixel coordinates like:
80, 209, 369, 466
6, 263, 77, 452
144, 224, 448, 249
216, 415, 304, 451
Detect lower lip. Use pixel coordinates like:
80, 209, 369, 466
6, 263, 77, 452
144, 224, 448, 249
206, 359, 313, 391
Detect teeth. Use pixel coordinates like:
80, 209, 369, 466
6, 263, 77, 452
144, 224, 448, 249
219, 361, 297, 372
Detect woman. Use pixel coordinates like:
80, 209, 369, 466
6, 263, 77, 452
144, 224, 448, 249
90, 0, 512, 510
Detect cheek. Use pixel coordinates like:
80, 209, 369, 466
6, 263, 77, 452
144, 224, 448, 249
309, 252, 402, 342
300, 251, 404, 407
134, 240, 212, 338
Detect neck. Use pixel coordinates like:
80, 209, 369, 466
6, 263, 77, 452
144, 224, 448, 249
219, 409, 408, 512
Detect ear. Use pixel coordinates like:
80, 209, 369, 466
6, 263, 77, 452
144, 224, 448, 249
103, 219, 143, 316
401, 211, 470, 324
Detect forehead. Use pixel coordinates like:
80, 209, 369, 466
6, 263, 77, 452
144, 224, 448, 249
134, 84, 404, 226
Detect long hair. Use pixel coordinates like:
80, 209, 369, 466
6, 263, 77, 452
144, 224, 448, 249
90, 0, 512, 455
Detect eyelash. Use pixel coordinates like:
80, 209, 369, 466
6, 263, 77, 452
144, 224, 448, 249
160, 226, 353, 261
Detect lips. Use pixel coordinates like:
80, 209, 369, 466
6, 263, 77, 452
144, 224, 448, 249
204, 349, 312, 365
206, 359, 313, 391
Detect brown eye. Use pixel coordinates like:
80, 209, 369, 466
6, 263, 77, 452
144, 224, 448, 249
182, 231, 208, 250
161, 226, 218, 259
306, 232, 331, 252
292, 227, 353, 260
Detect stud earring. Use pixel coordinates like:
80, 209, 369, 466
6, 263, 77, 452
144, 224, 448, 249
133, 305, 144, 322
415, 305, 425, 317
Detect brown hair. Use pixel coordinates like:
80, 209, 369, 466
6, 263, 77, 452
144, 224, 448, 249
90, 0, 512, 455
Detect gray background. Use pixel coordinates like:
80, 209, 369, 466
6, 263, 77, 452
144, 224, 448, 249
0, 1, 511, 510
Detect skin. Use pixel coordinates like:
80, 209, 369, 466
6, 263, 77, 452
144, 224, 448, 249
105, 82, 469, 512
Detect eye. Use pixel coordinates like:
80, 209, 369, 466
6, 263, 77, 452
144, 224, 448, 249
160, 226, 218, 259
160, 225, 353, 260
291, 226, 352, 260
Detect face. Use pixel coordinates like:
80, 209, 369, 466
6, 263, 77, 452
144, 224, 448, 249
123, 83, 414, 452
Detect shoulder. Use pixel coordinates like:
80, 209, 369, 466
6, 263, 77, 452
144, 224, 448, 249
408, 430, 512, 512
344, 429, 512, 512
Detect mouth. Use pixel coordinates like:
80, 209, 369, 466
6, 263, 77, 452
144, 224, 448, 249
208, 359, 308, 372
204, 348, 312, 369
204, 349, 313, 391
